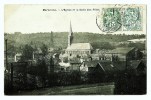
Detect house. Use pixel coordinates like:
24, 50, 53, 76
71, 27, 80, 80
53, 53, 59, 59
33, 48, 43, 60
68, 58, 81, 71
59, 57, 81, 72
127, 60, 146, 75
80, 60, 99, 72
91, 54, 100, 60
126, 48, 143, 60
80, 60, 126, 73
79, 54, 92, 62
14, 53, 22, 62
80, 60, 126, 82
59, 53, 68, 63
103, 47, 143, 61
90, 54, 106, 60
114, 60, 147, 94
59, 61, 70, 72
127, 60, 146, 94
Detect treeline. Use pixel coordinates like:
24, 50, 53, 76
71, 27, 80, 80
5, 32, 145, 57
5, 32, 145, 48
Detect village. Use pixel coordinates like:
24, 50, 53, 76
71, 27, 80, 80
4, 22, 146, 95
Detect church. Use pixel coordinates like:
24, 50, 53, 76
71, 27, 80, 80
65, 22, 93, 56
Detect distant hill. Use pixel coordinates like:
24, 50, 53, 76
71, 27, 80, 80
5, 32, 145, 48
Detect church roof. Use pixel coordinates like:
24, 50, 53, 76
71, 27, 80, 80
66, 43, 93, 50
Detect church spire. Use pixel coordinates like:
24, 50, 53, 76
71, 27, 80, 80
68, 21, 73, 47
69, 21, 73, 36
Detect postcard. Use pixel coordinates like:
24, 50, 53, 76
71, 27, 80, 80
4, 4, 146, 95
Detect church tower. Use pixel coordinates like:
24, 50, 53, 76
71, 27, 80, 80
68, 21, 73, 47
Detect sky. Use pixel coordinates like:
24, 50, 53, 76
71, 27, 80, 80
4, 5, 101, 33
4, 4, 146, 34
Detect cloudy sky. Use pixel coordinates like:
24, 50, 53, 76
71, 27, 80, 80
4, 4, 146, 34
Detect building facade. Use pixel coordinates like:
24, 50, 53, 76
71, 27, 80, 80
65, 22, 93, 56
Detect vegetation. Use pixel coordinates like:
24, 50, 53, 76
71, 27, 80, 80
5, 32, 145, 57
4, 32, 146, 95
5, 32, 145, 48
21, 44, 34, 61
91, 42, 115, 50
14, 83, 115, 95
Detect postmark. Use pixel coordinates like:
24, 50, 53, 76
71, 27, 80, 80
96, 8, 122, 33
122, 7, 142, 31
96, 5, 142, 33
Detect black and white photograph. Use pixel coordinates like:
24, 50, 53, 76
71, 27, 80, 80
3, 3, 148, 96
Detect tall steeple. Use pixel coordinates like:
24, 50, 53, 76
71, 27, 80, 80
68, 21, 73, 47
69, 21, 73, 36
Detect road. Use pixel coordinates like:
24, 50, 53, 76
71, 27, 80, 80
15, 83, 115, 95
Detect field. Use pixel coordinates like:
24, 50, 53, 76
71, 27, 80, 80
14, 83, 115, 95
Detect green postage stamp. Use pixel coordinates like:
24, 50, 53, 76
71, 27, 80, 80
96, 5, 145, 33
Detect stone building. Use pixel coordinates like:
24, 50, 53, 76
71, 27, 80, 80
65, 22, 93, 56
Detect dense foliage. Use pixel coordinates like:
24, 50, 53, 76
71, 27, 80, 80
5, 32, 145, 57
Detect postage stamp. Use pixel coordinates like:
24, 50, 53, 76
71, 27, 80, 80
96, 8, 122, 33
96, 5, 144, 33
122, 7, 142, 31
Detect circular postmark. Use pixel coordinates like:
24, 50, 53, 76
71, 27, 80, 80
96, 5, 142, 33
96, 8, 122, 33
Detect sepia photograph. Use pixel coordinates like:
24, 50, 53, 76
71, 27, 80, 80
4, 4, 146, 95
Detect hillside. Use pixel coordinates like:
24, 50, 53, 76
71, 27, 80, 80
5, 32, 145, 49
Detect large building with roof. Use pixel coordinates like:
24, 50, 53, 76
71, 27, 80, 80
65, 22, 93, 56
103, 47, 143, 61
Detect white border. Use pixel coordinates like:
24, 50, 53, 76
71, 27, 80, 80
0, 0, 151, 100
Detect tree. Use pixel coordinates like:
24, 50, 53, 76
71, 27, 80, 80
91, 42, 115, 50
128, 43, 145, 51
21, 44, 34, 61
40, 44, 48, 56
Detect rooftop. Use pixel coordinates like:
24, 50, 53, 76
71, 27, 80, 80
83, 60, 126, 72
106, 47, 134, 54
83, 60, 101, 68
98, 61, 126, 73
66, 43, 93, 50
128, 60, 146, 70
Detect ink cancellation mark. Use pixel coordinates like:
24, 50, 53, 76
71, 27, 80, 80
96, 6, 142, 33
96, 8, 122, 33
122, 7, 142, 31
